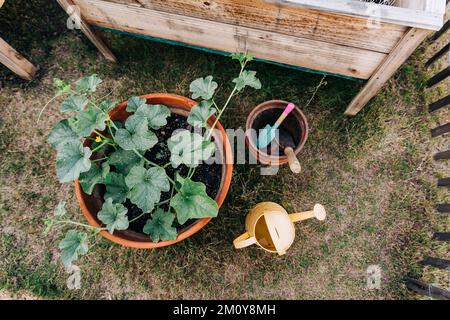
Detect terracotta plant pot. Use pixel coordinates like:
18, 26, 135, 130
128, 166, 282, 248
74, 93, 233, 248
246, 100, 309, 166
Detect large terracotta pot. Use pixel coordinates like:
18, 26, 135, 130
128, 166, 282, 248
75, 93, 233, 248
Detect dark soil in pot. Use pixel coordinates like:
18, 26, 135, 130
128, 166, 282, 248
94, 113, 222, 235
251, 108, 302, 155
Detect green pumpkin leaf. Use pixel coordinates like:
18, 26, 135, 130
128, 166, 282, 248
56, 141, 92, 183
75, 74, 102, 93
170, 178, 218, 225
231, 52, 254, 64
104, 172, 128, 204
107, 148, 143, 175
101, 162, 110, 178
189, 76, 218, 100
187, 100, 216, 128
54, 200, 67, 217
43, 218, 54, 236
79, 164, 102, 195
232, 70, 261, 91
125, 166, 170, 213
126, 96, 147, 113
98, 100, 116, 112
54, 78, 71, 95
48, 119, 79, 150
115, 116, 157, 151
167, 130, 215, 168
98, 198, 129, 234
60, 95, 89, 113
135, 104, 170, 130
174, 172, 185, 190
58, 229, 89, 267
143, 209, 177, 242
68, 107, 107, 137
113, 120, 124, 129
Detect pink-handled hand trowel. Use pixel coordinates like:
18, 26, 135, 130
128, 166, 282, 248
257, 103, 295, 149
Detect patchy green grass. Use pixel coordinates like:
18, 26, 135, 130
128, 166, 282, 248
0, 0, 448, 300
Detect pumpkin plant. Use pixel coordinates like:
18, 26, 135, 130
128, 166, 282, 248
44, 52, 261, 266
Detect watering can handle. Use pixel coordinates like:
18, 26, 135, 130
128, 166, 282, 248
233, 232, 257, 249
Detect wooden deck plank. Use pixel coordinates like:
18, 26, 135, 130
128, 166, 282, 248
429, 94, 450, 113
430, 122, 450, 137
433, 232, 450, 241
427, 67, 450, 87
425, 42, 449, 68
421, 256, 450, 270
73, 0, 388, 79
434, 150, 450, 160
437, 178, 450, 187
436, 203, 450, 213
405, 277, 450, 300
431, 19, 449, 41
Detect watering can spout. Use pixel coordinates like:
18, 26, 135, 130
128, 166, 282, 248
289, 204, 326, 222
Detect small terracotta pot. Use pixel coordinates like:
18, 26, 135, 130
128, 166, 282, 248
246, 100, 308, 166
74, 93, 233, 248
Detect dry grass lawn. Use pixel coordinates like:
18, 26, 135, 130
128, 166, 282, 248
0, 1, 448, 300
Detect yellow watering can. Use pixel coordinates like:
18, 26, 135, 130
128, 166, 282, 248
233, 202, 326, 255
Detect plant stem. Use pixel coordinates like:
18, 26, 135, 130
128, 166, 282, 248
109, 120, 119, 131
94, 130, 109, 140
129, 199, 172, 223
206, 88, 237, 141
53, 219, 102, 230
169, 184, 175, 198
157, 198, 171, 206
91, 141, 108, 153
88, 229, 107, 240
96, 84, 119, 103
304, 75, 326, 109
107, 121, 116, 139
188, 58, 248, 179
205, 60, 246, 140
187, 167, 195, 179
129, 211, 148, 223
93, 157, 108, 162
38, 94, 60, 121
166, 175, 175, 185
212, 100, 221, 112
132, 149, 159, 168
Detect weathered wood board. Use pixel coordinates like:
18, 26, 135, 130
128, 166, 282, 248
0, 37, 37, 80
280, 0, 446, 30
345, 27, 431, 115
57, 0, 117, 62
0, 0, 37, 80
61, 0, 446, 115
74, 0, 390, 79
106, 0, 408, 53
